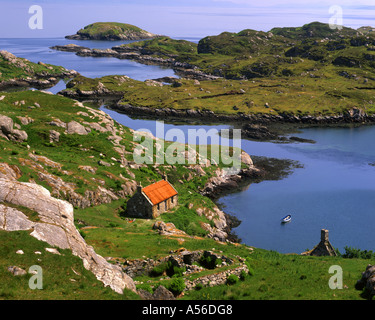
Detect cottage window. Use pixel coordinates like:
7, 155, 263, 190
157, 203, 160, 211
171, 196, 174, 203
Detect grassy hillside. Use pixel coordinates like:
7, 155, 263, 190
0, 89, 238, 299
117, 21, 374, 81
0, 89, 229, 210
270, 21, 359, 40
0, 230, 139, 299
0, 50, 75, 89
119, 36, 198, 57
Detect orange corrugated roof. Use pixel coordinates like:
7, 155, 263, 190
142, 180, 178, 205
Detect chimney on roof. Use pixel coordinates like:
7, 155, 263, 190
321, 229, 329, 242
137, 183, 142, 193
162, 174, 167, 181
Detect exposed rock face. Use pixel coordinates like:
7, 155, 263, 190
0, 115, 28, 142
201, 165, 261, 199
152, 221, 187, 237
17, 116, 34, 126
0, 204, 34, 231
66, 120, 91, 135
0, 163, 22, 180
138, 285, 175, 300
0, 178, 136, 294
49, 130, 60, 143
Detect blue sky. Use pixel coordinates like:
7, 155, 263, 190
1, 0, 375, 38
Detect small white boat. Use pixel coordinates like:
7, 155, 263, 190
281, 215, 292, 223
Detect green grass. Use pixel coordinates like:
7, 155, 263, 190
163, 206, 211, 237
72, 200, 373, 300
64, 72, 375, 118
121, 36, 197, 56
0, 230, 139, 300
183, 250, 374, 300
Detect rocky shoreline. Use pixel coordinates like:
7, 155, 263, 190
195, 150, 304, 243
0, 50, 78, 90
50, 44, 220, 80
0, 68, 78, 91
110, 102, 375, 125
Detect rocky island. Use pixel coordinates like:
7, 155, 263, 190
53, 22, 375, 126
65, 22, 159, 41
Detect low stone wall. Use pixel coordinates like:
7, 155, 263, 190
184, 264, 249, 291
123, 249, 234, 279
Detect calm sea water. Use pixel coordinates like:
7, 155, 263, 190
0, 38, 179, 82
104, 110, 375, 254
1, 38, 375, 254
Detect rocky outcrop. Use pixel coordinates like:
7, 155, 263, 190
0, 204, 34, 231
7, 266, 27, 276
16, 153, 127, 209
0, 51, 78, 90
356, 264, 375, 297
138, 285, 176, 300
0, 178, 136, 294
0, 163, 22, 180
50, 44, 90, 52
200, 163, 261, 199
152, 221, 187, 237
0, 115, 28, 142
66, 120, 91, 135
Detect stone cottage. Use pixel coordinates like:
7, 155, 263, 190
126, 178, 178, 219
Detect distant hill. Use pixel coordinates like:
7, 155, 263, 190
270, 21, 360, 40
357, 26, 375, 36
65, 22, 159, 41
